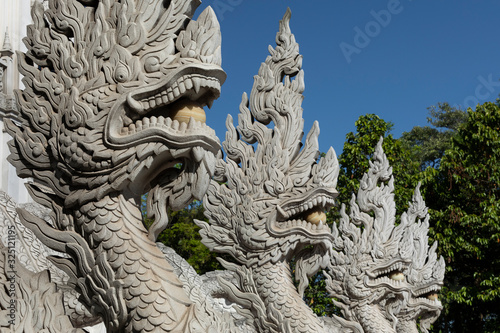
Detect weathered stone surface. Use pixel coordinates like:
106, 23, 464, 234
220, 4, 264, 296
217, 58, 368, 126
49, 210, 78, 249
196, 9, 341, 333
325, 139, 445, 332
0, 1, 445, 331
0, 191, 92, 331
4, 0, 228, 331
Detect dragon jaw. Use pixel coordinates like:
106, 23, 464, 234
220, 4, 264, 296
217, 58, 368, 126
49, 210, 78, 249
273, 187, 337, 244
326, 140, 445, 330
106, 63, 225, 152
7, 1, 228, 213
198, 11, 341, 288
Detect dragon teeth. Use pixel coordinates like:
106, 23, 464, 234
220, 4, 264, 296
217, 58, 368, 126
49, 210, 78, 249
173, 86, 180, 98
193, 79, 201, 94
179, 121, 187, 132
172, 120, 180, 131
187, 117, 196, 130
179, 81, 186, 94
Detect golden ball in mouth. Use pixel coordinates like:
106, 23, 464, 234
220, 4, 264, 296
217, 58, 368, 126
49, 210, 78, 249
304, 209, 327, 225
389, 271, 405, 281
171, 100, 206, 124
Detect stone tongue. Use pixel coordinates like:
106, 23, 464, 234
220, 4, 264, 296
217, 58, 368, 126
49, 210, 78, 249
191, 159, 210, 201
152, 151, 213, 214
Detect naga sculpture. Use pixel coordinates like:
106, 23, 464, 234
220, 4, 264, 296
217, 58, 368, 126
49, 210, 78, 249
0, 191, 88, 331
196, 10, 342, 333
1, 0, 446, 331
5, 0, 228, 331
325, 139, 445, 332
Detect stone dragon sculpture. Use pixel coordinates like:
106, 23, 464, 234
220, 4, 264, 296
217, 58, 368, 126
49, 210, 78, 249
387, 184, 445, 333
325, 139, 445, 332
196, 10, 344, 333
4, 0, 230, 331
0, 190, 97, 330
1, 0, 446, 331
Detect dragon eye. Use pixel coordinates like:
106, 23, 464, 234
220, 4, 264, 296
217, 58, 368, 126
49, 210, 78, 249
114, 63, 130, 83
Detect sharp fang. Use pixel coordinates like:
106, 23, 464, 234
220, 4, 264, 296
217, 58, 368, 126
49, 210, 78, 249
277, 205, 287, 219
127, 93, 144, 113
193, 79, 201, 94
187, 117, 196, 130
193, 146, 205, 162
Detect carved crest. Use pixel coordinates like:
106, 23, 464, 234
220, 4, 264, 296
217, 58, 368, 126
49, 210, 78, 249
326, 139, 445, 332
0, 1, 445, 331
197, 10, 340, 332
5, 0, 227, 331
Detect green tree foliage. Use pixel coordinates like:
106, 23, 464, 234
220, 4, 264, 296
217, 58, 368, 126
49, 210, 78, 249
299, 268, 339, 317
139, 104, 499, 332
400, 103, 467, 170
337, 114, 421, 217
424, 102, 500, 332
142, 199, 222, 274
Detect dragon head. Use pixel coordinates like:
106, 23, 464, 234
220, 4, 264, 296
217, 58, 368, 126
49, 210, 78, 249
6, 0, 225, 221
388, 186, 445, 332
197, 9, 339, 285
326, 139, 444, 330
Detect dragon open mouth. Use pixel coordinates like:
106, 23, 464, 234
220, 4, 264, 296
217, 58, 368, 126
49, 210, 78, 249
411, 284, 442, 307
106, 65, 225, 153
365, 260, 412, 291
274, 189, 337, 238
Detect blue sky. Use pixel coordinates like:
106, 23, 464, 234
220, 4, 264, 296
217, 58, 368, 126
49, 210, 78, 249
198, 0, 500, 154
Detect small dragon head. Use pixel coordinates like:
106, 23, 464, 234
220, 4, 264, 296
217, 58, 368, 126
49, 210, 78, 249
388, 187, 445, 332
6, 0, 225, 218
326, 139, 444, 329
197, 9, 339, 279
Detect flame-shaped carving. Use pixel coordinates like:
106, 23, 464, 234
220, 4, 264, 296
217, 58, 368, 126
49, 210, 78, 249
197, 9, 340, 333
326, 139, 445, 332
5, 0, 228, 331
